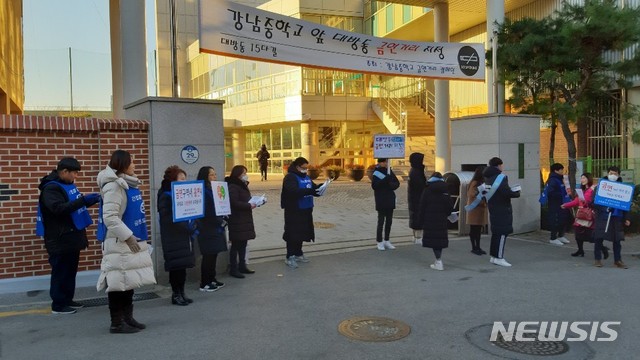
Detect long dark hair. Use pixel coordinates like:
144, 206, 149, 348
470, 166, 485, 187
197, 166, 215, 188
108, 150, 132, 175
229, 165, 247, 180
581, 172, 594, 190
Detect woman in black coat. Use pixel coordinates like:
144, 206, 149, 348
225, 165, 256, 278
371, 158, 400, 250
196, 166, 228, 292
418, 172, 453, 271
157, 165, 196, 306
408, 152, 426, 244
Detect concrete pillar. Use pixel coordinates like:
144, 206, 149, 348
301, 122, 312, 162
232, 128, 246, 168
119, 0, 148, 106
109, 0, 123, 119
434, 2, 450, 173
487, 0, 505, 113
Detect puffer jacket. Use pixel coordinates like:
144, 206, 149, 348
96, 166, 156, 292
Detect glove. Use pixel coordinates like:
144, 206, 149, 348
220, 219, 228, 228
83, 193, 101, 206
124, 235, 141, 253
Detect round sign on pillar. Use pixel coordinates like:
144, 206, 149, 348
181, 145, 199, 164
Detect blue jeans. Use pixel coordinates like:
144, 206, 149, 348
594, 238, 621, 261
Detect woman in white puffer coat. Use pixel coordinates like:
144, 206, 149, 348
96, 150, 156, 334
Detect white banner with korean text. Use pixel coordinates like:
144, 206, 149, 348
199, 0, 485, 80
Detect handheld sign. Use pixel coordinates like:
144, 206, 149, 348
171, 180, 205, 222
211, 181, 231, 216
594, 180, 634, 211
373, 134, 405, 159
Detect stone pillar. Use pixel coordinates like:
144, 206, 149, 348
301, 122, 311, 162
232, 128, 245, 169
434, 2, 450, 173
109, 0, 123, 119
487, 0, 505, 113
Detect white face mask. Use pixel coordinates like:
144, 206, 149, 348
241, 174, 249, 182
298, 167, 308, 174
607, 174, 618, 182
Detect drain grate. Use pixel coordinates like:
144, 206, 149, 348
338, 316, 410, 342
492, 333, 569, 356
76, 292, 160, 308
313, 222, 335, 229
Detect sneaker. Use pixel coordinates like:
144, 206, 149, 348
490, 256, 495, 264
493, 258, 512, 267
285, 256, 298, 269
68, 300, 84, 309
199, 283, 219, 292
376, 242, 385, 251
557, 237, 570, 244
383, 240, 396, 250
549, 239, 564, 246
51, 306, 77, 315
213, 279, 225, 289
295, 255, 310, 263
430, 260, 444, 271
414, 238, 421, 245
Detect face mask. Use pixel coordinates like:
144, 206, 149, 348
607, 174, 618, 182
241, 175, 249, 182
299, 168, 308, 174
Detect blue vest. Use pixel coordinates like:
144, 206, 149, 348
97, 187, 148, 242
36, 181, 93, 237
296, 175, 314, 209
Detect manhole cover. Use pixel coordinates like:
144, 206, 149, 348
338, 316, 410, 342
313, 222, 335, 229
493, 333, 569, 356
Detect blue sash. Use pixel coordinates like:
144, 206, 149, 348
97, 187, 148, 242
484, 174, 505, 202
465, 190, 484, 212
36, 181, 92, 237
296, 175, 314, 209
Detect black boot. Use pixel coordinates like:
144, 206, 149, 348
239, 262, 255, 274
571, 250, 585, 257
229, 250, 245, 278
123, 303, 146, 330
180, 283, 193, 304
171, 292, 189, 306
109, 305, 139, 333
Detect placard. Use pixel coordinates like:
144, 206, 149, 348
211, 181, 231, 216
373, 134, 405, 159
593, 180, 634, 211
171, 180, 205, 222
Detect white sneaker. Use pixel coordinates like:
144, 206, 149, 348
430, 260, 444, 271
557, 237, 570, 244
295, 255, 310, 263
383, 240, 396, 250
549, 239, 564, 246
285, 256, 298, 268
414, 238, 421, 245
376, 242, 385, 251
493, 258, 512, 267
490, 257, 495, 264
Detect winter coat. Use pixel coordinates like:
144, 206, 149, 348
157, 190, 195, 272
196, 187, 228, 255
564, 185, 595, 230
256, 149, 270, 168
281, 166, 320, 243
466, 179, 488, 226
593, 177, 627, 241
483, 166, 520, 235
38, 171, 91, 255
371, 166, 400, 211
96, 166, 156, 292
408, 153, 426, 229
546, 172, 567, 209
225, 176, 256, 243
418, 179, 453, 249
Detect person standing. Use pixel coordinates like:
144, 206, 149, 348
483, 157, 520, 267
96, 150, 156, 333
256, 144, 270, 181
561, 173, 596, 257
418, 172, 453, 270
546, 163, 571, 246
196, 166, 228, 291
37, 157, 100, 315
466, 166, 488, 255
225, 165, 257, 278
593, 166, 630, 268
281, 157, 321, 268
371, 158, 400, 251
157, 165, 196, 306
408, 152, 426, 244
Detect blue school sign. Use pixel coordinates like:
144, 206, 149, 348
594, 180, 634, 211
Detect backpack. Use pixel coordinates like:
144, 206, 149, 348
538, 183, 550, 206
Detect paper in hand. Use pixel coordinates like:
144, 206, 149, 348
316, 179, 330, 196
248, 194, 267, 207
447, 212, 459, 223
575, 188, 585, 202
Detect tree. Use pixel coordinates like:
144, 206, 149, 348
495, 0, 640, 187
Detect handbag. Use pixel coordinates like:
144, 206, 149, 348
574, 206, 595, 228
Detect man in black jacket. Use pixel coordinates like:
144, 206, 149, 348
38, 157, 100, 314
483, 157, 520, 267
371, 158, 400, 251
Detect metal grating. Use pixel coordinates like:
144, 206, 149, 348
75, 292, 160, 308
492, 333, 570, 356
338, 316, 411, 342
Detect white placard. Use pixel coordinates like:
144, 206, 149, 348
211, 181, 231, 216
171, 180, 205, 222
199, 0, 485, 80
373, 134, 405, 159
594, 180, 634, 211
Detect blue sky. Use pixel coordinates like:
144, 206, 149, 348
23, 0, 156, 111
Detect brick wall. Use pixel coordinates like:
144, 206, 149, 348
0, 115, 150, 279
540, 124, 577, 168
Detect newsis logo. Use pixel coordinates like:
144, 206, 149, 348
457, 46, 480, 76
490, 321, 621, 342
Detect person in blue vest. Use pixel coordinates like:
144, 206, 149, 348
37, 157, 100, 314
96, 150, 156, 333
483, 157, 521, 267
546, 163, 571, 246
281, 157, 322, 268
371, 158, 400, 251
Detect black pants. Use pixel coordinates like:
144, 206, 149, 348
469, 225, 482, 250
260, 166, 267, 180
286, 239, 304, 258
200, 253, 218, 287
108, 289, 134, 312
548, 206, 567, 240
48, 251, 80, 311
490, 233, 508, 259
376, 209, 393, 242
433, 248, 442, 259
169, 269, 187, 293
230, 240, 248, 267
